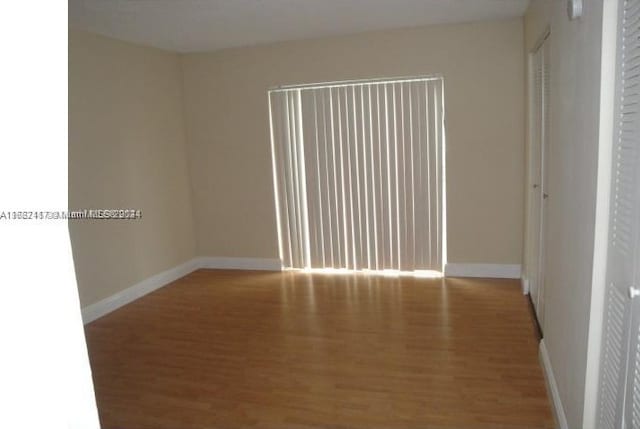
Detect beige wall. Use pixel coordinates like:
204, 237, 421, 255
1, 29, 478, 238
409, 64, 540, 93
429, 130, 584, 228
69, 30, 197, 306
69, 19, 526, 304
181, 18, 526, 265
524, 1, 604, 427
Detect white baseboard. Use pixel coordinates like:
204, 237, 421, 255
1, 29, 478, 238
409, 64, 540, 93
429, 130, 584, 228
539, 339, 569, 429
197, 256, 282, 271
81, 258, 200, 324
444, 263, 521, 279
81, 256, 282, 324
521, 275, 530, 295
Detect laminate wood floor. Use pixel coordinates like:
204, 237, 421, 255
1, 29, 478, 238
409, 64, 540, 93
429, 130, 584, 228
85, 269, 554, 429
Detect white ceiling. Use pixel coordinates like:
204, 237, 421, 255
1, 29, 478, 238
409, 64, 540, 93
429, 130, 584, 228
69, 0, 530, 53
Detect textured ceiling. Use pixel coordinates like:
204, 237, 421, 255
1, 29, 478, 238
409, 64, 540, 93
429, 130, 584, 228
69, 0, 530, 53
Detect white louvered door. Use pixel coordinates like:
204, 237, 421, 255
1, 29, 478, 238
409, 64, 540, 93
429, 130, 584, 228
528, 45, 543, 309
626, 294, 640, 428
622, 0, 640, 425
598, 1, 640, 428
527, 34, 550, 327
269, 77, 445, 273
538, 37, 551, 327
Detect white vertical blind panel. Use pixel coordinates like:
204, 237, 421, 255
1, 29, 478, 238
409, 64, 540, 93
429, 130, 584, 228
324, 88, 340, 268
282, 93, 296, 266
315, 90, 331, 267
598, 0, 640, 427
270, 77, 444, 272
417, 80, 435, 266
411, 81, 426, 268
339, 87, 355, 269
335, 87, 348, 268
348, 86, 364, 269
395, 83, 406, 271
402, 82, 414, 271
286, 92, 303, 268
425, 82, 437, 268
380, 84, 392, 269
269, 92, 290, 266
432, 81, 443, 268
301, 89, 321, 268
390, 83, 401, 269
372, 85, 385, 270
360, 86, 374, 269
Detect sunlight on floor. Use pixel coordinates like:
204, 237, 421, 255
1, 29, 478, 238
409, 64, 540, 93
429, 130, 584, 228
283, 267, 443, 278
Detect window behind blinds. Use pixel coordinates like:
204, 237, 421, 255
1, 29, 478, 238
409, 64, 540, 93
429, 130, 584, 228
269, 76, 445, 275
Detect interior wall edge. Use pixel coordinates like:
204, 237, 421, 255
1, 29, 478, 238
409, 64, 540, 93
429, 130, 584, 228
177, 55, 200, 259
581, 0, 619, 426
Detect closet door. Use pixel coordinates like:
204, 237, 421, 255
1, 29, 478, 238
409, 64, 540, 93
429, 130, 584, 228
527, 34, 550, 327
625, 285, 640, 428
622, 1, 640, 423
537, 37, 551, 327
527, 45, 543, 308
598, 1, 640, 427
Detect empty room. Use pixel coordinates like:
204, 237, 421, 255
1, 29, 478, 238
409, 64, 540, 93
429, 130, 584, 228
3, 0, 640, 428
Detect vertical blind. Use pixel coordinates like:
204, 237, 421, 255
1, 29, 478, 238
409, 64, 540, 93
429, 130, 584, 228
269, 77, 445, 273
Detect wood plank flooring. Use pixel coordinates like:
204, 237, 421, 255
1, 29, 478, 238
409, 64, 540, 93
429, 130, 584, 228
85, 269, 554, 429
